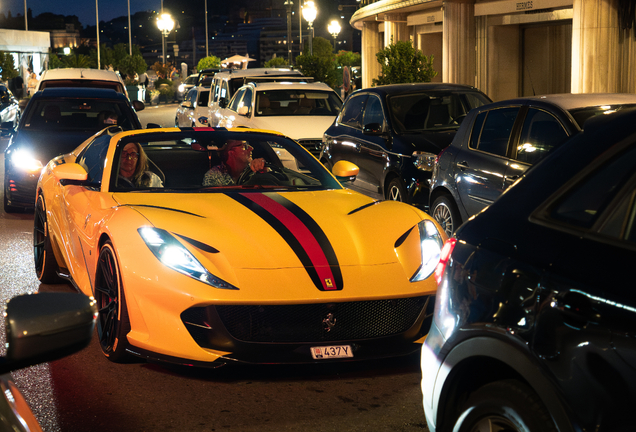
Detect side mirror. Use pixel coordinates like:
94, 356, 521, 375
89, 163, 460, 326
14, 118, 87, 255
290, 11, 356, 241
362, 123, 384, 136
237, 106, 249, 116
1, 292, 96, 374
197, 116, 209, 126
332, 160, 359, 184
219, 98, 228, 109
52, 162, 88, 182
146, 123, 162, 129
132, 100, 145, 112
181, 101, 193, 109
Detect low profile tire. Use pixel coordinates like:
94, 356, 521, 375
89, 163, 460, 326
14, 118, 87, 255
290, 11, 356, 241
94, 240, 131, 363
452, 379, 557, 432
33, 195, 62, 283
431, 195, 461, 237
386, 177, 406, 202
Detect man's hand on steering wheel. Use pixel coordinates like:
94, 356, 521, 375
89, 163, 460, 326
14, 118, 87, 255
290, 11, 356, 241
250, 157, 266, 173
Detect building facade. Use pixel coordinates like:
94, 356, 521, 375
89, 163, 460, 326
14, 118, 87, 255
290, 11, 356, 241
352, 0, 636, 100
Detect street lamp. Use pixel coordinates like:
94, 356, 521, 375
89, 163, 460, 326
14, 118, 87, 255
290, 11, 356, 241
284, 0, 293, 64
157, 13, 174, 66
328, 20, 341, 51
302, 1, 317, 56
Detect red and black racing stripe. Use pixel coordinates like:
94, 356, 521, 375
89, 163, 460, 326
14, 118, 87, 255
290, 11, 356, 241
229, 192, 343, 291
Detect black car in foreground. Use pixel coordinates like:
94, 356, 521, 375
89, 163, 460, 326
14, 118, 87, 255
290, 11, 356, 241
421, 108, 636, 432
429, 93, 636, 236
2, 87, 149, 212
321, 83, 491, 209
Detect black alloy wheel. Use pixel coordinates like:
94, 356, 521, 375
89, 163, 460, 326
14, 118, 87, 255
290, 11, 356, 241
33, 195, 62, 283
452, 379, 557, 432
94, 240, 131, 362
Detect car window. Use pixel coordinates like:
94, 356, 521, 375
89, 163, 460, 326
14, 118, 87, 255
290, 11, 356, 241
550, 144, 636, 229
229, 89, 245, 112
240, 88, 253, 114
516, 108, 568, 165
197, 90, 209, 107
471, 107, 519, 157
187, 89, 197, 104
569, 104, 636, 129
254, 90, 342, 117
339, 94, 367, 129
23, 98, 136, 132
363, 95, 384, 127
220, 81, 229, 102
75, 134, 112, 185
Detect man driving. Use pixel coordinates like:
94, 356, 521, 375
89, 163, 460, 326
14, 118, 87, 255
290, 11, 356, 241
203, 139, 265, 186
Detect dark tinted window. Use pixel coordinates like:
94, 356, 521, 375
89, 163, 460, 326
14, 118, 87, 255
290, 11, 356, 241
516, 108, 568, 164
473, 107, 519, 157
197, 90, 209, 107
339, 94, 366, 129
551, 144, 636, 228
570, 104, 636, 129
76, 134, 112, 185
363, 95, 384, 126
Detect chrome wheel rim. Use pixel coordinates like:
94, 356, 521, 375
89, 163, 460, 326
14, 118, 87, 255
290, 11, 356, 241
388, 185, 402, 201
433, 203, 453, 237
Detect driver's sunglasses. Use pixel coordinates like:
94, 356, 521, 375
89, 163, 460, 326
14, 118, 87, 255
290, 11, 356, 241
121, 151, 140, 161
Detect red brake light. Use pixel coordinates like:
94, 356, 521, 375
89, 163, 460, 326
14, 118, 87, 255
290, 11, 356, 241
434, 238, 457, 285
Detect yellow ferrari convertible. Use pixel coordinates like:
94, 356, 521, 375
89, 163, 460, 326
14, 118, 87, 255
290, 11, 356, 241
34, 126, 446, 366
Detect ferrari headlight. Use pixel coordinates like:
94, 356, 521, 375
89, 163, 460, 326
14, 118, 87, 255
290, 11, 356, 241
10, 150, 44, 173
138, 227, 238, 290
410, 220, 444, 282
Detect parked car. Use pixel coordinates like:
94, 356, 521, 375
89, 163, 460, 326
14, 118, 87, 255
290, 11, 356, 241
321, 83, 491, 208
421, 107, 636, 432
35, 126, 445, 366
429, 93, 636, 236
175, 86, 210, 127
0, 292, 96, 432
208, 67, 306, 116
210, 81, 342, 157
197, 68, 221, 87
0, 84, 20, 133
2, 87, 153, 212
177, 73, 198, 101
35, 68, 127, 95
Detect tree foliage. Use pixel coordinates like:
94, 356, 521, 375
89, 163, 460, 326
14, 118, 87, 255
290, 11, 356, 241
61, 54, 93, 68
335, 51, 361, 68
295, 37, 338, 89
264, 56, 288, 68
372, 40, 437, 86
197, 56, 221, 71
119, 54, 147, 78
0, 51, 18, 80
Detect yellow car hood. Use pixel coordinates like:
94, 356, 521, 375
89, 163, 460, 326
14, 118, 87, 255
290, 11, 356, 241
112, 189, 426, 294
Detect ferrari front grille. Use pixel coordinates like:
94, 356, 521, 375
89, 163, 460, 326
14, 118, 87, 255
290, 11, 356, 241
182, 297, 429, 344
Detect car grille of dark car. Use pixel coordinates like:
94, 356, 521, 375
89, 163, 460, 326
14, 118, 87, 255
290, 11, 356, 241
182, 296, 428, 345
6, 175, 39, 206
297, 139, 323, 158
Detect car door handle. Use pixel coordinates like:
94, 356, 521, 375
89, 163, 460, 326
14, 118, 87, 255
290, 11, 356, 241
457, 161, 469, 170
551, 291, 600, 326
504, 175, 520, 184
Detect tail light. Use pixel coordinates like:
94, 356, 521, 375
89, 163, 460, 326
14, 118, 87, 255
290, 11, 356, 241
434, 238, 457, 285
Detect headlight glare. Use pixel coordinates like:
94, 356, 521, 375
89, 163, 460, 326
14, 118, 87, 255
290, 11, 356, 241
410, 219, 444, 282
11, 150, 44, 173
138, 227, 238, 290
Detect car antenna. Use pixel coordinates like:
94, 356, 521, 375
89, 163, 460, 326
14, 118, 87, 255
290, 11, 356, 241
524, 63, 536, 96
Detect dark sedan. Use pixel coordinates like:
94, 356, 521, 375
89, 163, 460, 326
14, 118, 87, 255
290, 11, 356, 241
2, 87, 148, 212
429, 93, 636, 236
321, 83, 491, 209
421, 108, 636, 432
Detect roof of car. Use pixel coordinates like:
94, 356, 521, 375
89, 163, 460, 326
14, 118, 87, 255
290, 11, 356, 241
40, 68, 124, 82
213, 68, 304, 80
503, 93, 636, 110
355, 83, 486, 96
33, 87, 129, 99
248, 81, 335, 92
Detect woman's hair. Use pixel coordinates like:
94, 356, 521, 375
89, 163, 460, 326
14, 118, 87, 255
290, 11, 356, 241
124, 142, 149, 185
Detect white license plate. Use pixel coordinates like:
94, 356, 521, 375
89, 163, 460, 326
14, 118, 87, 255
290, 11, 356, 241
310, 345, 353, 359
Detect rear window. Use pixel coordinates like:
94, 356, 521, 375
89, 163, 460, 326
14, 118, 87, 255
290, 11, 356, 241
255, 90, 342, 116
39, 79, 124, 94
569, 104, 636, 129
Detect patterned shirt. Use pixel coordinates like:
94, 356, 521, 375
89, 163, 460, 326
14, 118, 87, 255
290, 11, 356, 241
202, 163, 234, 186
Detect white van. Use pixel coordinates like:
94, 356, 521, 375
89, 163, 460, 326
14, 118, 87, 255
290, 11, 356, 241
35, 68, 127, 95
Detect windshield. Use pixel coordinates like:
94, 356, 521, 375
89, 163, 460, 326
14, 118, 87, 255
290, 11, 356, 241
23, 98, 137, 131
255, 90, 342, 116
569, 104, 636, 129
107, 130, 342, 192
389, 91, 490, 134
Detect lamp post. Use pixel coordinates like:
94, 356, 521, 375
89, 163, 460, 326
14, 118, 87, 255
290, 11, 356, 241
157, 13, 174, 66
284, 0, 293, 65
328, 20, 341, 52
302, 1, 317, 56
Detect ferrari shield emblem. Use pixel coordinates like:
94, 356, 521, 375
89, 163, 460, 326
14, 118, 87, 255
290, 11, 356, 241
325, 278, 333, 288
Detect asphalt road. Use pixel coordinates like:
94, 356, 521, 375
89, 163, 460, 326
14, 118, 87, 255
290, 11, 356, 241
0, 104, 430, 432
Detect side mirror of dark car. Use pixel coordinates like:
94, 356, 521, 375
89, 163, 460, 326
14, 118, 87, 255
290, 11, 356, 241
132, 100, 145, 112
0, 292, 96, 375
219, 98, 228, 109
362, 123, 385, 136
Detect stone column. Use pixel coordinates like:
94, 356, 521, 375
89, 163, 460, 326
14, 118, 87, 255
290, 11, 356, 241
443, 0, 476, 86
571, 0, 620, 93
361, 21, 382, 89
384, 14, 409, 46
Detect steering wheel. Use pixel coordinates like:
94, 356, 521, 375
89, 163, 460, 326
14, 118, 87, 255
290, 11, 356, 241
236, 162, 289, 186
